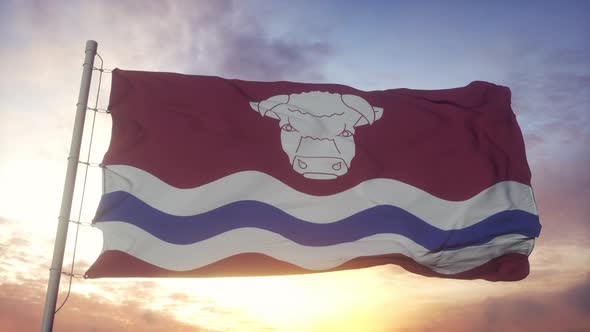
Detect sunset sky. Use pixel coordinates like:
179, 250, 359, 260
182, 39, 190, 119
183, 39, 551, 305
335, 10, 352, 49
0, 1, 589, 331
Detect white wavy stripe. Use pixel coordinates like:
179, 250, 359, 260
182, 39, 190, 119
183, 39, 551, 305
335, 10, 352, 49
97, 222, 535, 275
103, 165, 538, 229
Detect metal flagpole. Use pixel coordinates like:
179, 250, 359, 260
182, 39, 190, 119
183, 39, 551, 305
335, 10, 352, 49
40, 40, 98, 332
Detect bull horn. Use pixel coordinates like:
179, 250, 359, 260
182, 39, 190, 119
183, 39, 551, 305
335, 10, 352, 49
342, 94, 383, 126
249, 95, 290, 120
374, 107, 383, 121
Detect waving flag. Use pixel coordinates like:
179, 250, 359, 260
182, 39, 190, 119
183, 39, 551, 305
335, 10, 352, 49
86, 69, 540, 281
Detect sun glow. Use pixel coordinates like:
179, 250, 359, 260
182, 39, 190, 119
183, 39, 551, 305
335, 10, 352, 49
148, 268, 406, 332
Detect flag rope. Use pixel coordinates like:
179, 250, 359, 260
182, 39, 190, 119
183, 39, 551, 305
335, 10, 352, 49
87, 106, 109, 113
92, 67, 112, 73
77, 160, 102, 167
54, 53, 111, 314
68, 220, 93, 227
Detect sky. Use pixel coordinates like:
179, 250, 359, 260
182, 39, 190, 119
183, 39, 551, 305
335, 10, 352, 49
0, 0, 589, 331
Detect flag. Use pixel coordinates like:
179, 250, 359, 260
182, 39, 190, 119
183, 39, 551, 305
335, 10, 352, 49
85, 69, 540, 281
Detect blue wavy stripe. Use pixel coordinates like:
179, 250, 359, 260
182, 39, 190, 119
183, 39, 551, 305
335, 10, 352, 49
94, 191, 541, 251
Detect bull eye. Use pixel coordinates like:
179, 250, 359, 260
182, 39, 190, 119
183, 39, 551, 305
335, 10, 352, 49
338, 129, 353, 137
281, 123, 297, 132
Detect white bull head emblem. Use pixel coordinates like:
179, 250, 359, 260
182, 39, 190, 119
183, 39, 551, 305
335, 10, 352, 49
249, 91, 383, 180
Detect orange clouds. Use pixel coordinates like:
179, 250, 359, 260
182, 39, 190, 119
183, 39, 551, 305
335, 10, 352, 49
402, 276, 590, 332
0, 282, 208, 332
1, 273, 589, 331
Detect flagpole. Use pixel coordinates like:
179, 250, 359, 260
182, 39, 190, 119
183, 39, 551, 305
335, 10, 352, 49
40, 40, 98, 332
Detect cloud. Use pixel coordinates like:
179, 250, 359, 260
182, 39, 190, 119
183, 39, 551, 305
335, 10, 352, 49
0, 224, 50, 280
217, 32, 332, 81
0, 282, 212, 332
15, 0, 333, 81
527, 159, 590, 241
403, 276, 590, 332
563, 274, 590, 315
505, 45, 590, 152
7, 235, 30, 247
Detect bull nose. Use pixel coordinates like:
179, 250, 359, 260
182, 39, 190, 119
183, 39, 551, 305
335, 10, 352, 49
332, 162, 342, 171
297, 159, 308, 169
293, 156, 349, 180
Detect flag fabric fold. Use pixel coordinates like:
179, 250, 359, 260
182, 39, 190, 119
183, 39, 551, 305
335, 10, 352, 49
86, 69, 540, 281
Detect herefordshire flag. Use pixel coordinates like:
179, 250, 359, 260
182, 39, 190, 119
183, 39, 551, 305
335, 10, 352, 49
85, 69, 541, 281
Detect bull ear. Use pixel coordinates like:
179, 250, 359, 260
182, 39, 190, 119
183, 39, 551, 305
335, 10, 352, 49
249, 102, 260, 113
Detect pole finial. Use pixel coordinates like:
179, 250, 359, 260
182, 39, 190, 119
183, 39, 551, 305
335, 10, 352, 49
85, 40, 98, 53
